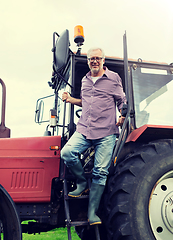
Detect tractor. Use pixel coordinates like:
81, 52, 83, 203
0, 26, 173, 240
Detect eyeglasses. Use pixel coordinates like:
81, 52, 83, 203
88, 57, 103, 62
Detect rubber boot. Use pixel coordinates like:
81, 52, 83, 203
88, 183, 105, 225
68, 161, 88, 197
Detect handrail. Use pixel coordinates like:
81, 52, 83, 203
112, 32, 131, 165
0, 78, 6, 128
0, 78, 10, 137
112, 112, 129, 165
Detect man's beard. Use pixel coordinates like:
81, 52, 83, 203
91, 66, 100, 75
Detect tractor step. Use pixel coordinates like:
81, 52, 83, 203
68, 220, 89, 226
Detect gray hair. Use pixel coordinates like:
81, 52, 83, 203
87, 48, 105, 59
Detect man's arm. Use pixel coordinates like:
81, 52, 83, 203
62, 92, 82, 107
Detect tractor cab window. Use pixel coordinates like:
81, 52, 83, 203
132, 66, 173, 128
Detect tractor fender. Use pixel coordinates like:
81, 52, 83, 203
0, 184, 22, 240
116, 124, 173, 163
126, 124, 173, 143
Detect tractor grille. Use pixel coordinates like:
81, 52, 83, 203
10, 169, 43, 190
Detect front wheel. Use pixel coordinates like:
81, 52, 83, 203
0, 185, 22, 240
105, 139, 173, 240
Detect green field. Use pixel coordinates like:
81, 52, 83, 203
22, 227, 80, 240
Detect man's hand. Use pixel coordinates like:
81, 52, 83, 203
62, 92, 72, 103
116, 116, 125, 127
62, 92, 82, 107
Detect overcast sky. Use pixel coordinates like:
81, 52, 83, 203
0, 0, 172, 138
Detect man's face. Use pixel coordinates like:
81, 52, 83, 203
87, 49, 105, 76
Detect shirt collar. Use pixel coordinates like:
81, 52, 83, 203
86, 66, 109, 79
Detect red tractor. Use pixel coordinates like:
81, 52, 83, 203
0, 26, 173, 240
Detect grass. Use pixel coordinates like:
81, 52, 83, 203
22, 227, 80, 240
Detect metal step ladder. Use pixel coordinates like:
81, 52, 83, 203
63, 178, 101, 240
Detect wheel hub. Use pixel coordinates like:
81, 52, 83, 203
162, 193, 173, 230
149, 171, 173, 240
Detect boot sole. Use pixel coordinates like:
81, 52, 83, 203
68, 188, 89, 198
88, 219, 102, 225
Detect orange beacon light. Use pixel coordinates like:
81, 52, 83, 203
74, 25, 84, 47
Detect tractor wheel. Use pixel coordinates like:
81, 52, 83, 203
0, 184, 22, 240
105, 139, 173, 240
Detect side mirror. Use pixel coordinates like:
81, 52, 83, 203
53, 29, 69, 72
35, 99, 44, 124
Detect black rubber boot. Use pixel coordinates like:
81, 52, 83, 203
68, 161, 88, 197
88, 183, 105, 225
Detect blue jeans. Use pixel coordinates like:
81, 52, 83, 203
61, 131, 116, 186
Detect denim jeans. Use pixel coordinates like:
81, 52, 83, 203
61, 131, 116, 186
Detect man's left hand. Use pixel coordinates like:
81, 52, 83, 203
116, 116, 125, 127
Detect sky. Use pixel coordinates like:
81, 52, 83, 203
0, 0, 173, 138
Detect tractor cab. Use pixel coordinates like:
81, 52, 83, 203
35, 26, 173, 160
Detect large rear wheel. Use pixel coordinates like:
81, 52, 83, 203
105, 139, 173, 240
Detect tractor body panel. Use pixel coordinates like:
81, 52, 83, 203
0, 135, 61, 202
